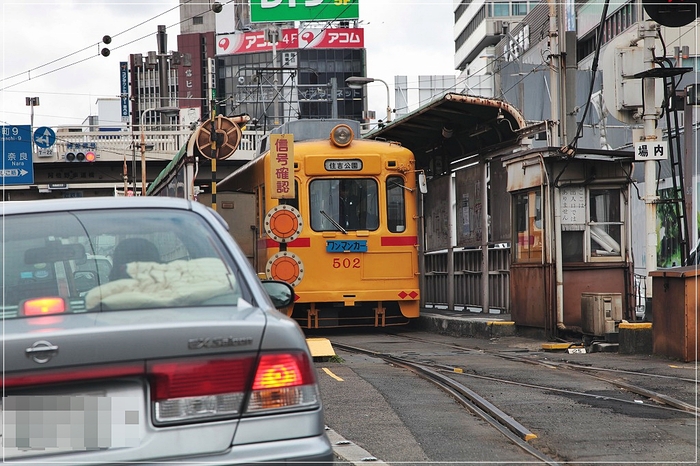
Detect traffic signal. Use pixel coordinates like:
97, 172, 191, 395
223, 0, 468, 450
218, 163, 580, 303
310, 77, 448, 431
643, 0, 700, 27
65, 150, 97, 162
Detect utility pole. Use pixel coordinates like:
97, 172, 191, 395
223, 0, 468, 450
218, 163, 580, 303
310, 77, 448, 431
208, 57, 218, 211
547, 0, 561, 146
640, 21, 659, 303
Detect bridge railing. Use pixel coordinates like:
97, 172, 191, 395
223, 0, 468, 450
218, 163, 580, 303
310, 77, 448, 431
34, 127, 262, 164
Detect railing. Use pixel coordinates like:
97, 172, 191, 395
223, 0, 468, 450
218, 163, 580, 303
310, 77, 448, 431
424, 246, 511, 313
34, 127, 262, 164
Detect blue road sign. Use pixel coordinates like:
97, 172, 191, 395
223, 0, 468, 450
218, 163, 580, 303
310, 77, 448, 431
33, 126, 56, 148
2, 125, 35, 186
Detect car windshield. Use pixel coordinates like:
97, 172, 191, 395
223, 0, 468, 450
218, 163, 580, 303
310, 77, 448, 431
1, 208, 242, 318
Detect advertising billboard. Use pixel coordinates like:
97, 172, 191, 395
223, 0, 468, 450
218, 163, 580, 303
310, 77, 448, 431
250, 0, 359, 23
217, 27, 363, 55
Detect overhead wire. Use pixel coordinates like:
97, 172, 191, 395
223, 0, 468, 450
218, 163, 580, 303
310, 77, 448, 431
559, 0, 610, 157
0, 0, 206, 93
0, 1, 186, 86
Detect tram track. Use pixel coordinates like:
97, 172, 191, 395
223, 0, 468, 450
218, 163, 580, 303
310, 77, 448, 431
387, 332, 699, 415
331, 341, 562, 465
327, 332, 698, 464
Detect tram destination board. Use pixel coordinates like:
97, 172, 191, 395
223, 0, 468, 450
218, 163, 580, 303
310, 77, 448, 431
326, 240, 367, 252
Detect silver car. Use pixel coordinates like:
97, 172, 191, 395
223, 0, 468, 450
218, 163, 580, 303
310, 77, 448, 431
1, 197, 333, 465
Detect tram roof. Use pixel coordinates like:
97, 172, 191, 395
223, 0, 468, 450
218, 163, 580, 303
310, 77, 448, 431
362, 92, 526, 169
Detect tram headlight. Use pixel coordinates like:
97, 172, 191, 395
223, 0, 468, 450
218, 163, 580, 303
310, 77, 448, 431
330, 124, 354, 148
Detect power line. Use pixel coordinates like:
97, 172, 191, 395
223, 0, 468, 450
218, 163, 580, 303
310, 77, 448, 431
0, 0, 211, 93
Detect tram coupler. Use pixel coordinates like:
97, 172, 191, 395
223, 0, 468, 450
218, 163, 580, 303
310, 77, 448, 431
307, 304, 319, 329
374, 302, 386, 327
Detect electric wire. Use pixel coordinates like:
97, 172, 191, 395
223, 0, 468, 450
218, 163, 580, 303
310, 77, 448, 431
0, 0, 206, 93
559, 0, 610, 157
0, 1, 185, 85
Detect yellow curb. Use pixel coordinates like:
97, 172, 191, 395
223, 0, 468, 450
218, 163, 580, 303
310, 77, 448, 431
619, 322, 652, 329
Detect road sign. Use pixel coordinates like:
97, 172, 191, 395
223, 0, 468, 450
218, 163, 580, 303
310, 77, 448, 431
2, 125, 34, 186
33, 126, 56, 148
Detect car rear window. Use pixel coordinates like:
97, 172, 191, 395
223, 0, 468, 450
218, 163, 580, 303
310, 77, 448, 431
1, 208, 242, 318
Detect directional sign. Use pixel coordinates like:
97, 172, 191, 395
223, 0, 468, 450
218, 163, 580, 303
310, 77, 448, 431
2, 125, 34, 186
33, 126, 56, 148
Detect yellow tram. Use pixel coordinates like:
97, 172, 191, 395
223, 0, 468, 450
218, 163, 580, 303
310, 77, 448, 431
218, 120, 420, 328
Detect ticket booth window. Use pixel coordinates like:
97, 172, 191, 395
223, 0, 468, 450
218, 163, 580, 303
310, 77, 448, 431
560, 186, 624, 263
589, 188, 622, 259
514, 190, 543, 263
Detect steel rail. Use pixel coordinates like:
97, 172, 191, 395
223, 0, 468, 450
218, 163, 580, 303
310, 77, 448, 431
388, 332, 698, 414
331, 342, 561, 466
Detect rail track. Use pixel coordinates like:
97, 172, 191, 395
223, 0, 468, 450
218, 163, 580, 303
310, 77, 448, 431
332, 341, 562, 465
326, 331, 698, 464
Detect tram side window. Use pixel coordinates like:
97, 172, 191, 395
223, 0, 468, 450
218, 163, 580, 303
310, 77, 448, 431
386, 176, 406, 233
513, 190, 543, 263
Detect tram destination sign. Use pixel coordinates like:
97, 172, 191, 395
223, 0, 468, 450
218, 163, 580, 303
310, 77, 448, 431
324, 159, 362, 171
1, 125, 34, 186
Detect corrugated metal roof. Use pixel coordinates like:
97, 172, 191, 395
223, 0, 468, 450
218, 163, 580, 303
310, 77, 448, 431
362, 92, 525, 171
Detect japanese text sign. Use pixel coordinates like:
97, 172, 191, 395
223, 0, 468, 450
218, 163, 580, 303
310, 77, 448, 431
269, 134, 295, 199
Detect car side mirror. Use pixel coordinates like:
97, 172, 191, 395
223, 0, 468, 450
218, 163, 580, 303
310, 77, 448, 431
261, 280, 295, 308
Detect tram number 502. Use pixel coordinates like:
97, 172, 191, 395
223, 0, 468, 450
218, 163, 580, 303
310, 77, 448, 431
333, 258, 361, 269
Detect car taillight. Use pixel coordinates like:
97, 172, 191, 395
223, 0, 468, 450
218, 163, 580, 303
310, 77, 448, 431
148, 356, 255, 424
22, 297, 66, 316
246, 352, 319, 414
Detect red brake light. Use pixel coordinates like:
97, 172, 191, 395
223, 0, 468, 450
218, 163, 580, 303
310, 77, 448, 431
22, 297, 66, 316
149, 357, 255, 401
246, 352, 319, 413
252, 353, 312, 389
148, 356, 256, 424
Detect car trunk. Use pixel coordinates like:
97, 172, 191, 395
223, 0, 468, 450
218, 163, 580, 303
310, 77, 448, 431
1, 307, 267, 462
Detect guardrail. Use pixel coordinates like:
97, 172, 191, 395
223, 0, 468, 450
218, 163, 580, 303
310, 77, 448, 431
33, 128, 262, 164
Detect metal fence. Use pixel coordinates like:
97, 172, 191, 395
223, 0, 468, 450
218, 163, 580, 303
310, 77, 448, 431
34, 127, 263, 164
424, 246, 511, 313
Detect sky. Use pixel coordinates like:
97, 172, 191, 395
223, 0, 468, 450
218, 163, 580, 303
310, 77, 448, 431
0, 0, 456, 129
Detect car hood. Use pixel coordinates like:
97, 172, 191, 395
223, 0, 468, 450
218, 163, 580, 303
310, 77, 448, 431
1, 306, 267, 373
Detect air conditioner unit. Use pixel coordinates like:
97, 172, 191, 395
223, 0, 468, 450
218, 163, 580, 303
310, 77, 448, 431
581, 292, 622, 337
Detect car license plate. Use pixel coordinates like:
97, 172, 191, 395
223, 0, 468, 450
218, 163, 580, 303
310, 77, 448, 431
326, 240, 367, 252
1, 394, 141, 457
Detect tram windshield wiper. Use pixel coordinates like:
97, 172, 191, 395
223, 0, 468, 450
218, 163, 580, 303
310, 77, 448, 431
320, 210, 348, 234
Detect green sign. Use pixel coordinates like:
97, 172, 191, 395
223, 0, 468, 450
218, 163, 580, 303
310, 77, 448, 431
250, 0, 359, 23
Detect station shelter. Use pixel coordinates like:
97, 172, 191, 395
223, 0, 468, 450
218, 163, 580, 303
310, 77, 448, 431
365, 92, 636, 339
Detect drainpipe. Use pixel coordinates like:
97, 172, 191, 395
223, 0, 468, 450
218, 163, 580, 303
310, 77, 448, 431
554, 178, 566, 331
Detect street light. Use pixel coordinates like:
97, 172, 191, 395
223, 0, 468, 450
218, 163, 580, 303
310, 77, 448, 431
140, 106, 179, 195
345, 76, 392, 123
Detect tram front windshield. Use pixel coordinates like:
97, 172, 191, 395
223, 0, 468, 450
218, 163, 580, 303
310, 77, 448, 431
309, 179, 379, 232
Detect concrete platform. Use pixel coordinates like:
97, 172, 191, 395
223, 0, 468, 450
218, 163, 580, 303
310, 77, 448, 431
412, 308, 651, 355
413, 309, 517, 339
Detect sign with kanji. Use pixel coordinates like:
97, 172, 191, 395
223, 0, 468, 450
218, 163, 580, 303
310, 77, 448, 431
560, 186, 586, 228
634, 140, 668, 161
2, 125, 34, 186
269, 134, 295, 199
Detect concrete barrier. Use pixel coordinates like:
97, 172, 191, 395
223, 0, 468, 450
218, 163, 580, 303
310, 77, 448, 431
618, 322, 653, 355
